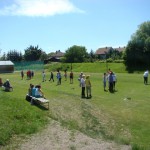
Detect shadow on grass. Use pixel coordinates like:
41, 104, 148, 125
25, 99, 49, 111
109, 90, 118, 94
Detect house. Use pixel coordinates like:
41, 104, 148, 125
44, 50, 65, 64
113, 47, 126, 53
0, 61, 14, 73
95, 47, 113, 59
51, 50, 65, 58
95, 46, 126, 59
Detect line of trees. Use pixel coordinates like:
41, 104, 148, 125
0, 21, 150, 70
0, 45, 47, 62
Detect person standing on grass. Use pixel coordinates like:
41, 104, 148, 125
80, 74, 86, 98
42, 71, 46, 82
59, 71, 62, 85
56, 70, 61, 85
85, 75, 92, 98
103, 73, 107, 91
143, 70, 149, 85
112, 72, 117, 91
21, 70, 24, 80
70, 70, 73, 84
49, 71, 54, 82
64, 70, 67, 81
108, 72, 114, 92
31, 70, 34, 78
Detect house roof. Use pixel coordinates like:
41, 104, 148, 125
95, 46, 126, 55
95, 47, 112, 55
51, 50, 65, 57
114, 47, 126, 52
0, 61, 14, 65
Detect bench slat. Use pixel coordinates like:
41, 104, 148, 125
26, 94, 49, 110
33, 98, 49, 103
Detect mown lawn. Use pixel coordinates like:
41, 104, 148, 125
0, 67, 150, 149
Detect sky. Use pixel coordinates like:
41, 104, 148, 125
0, 0, 150, 55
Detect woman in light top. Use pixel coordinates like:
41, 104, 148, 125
85, 75, 92, 98
34, 85, 45, 98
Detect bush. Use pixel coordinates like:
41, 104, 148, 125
114, 60, 124, 63
106, 58, 113, 63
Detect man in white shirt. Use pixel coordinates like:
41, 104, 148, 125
80, 75, 86, 98
143, 70, 149, 85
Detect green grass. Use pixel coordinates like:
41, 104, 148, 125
44, 62, 128, 73
0, 63, 150, 149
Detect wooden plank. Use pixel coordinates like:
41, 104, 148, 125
32, 97, 49, 110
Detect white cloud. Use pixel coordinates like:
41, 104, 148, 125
0, 0, 84, 16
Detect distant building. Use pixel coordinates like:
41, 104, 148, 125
95, 46, 126, 59
113, 47, 126, 53
44, 50, 65, 64
95, 47, 113, 59
51, 50, 65, 58
0, 61, 14, 73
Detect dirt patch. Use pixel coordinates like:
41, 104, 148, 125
13, 120, 131, 150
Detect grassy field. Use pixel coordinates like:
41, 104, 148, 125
0, 63, 150, 150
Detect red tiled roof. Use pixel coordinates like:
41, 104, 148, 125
114, 47, 126, 52
95, 46, 126, 55
95, 47, 112, 55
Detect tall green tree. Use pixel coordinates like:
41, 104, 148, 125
89, 49, 95, 62
40, 51, 48, 61
124, 21, 150, 69
64, 45, 88, 63
7, 50, 23, 62
24, 45, 42, 61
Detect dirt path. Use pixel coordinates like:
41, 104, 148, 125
14, 120, 131, 150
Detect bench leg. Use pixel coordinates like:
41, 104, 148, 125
31, 98, 34, 105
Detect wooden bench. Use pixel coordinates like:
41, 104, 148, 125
26, 94, 49, 110
31, 97, 49, 110
31, 97, 49, 109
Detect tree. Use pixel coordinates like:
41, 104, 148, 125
89, 49, 95, 62
6, 50, 23, 62
40, 51, 48, 61
64, 45, 88, 63
124, 21, 150, 69
24, 45, 43, 61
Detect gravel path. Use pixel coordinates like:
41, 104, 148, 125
16, 120, 131, 150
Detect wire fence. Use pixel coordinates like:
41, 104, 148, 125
14, 61, 44, 71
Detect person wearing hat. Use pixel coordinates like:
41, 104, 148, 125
80, 74, 86, 98
85, 75, 92, 98
3, 79, 13, 91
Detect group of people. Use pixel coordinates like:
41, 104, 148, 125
21, 70, 34, 80
56, 70, 74, 85
103, 70, 117, 93
27, 84, 45, 104
1, 69, 149, 99
43, 70, 74, 85
79, 72, 92, 99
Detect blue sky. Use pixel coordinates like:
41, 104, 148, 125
0, 0, 150, 55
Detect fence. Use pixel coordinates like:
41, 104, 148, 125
14, 61, 44, 71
